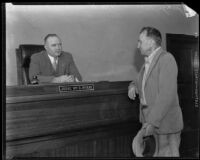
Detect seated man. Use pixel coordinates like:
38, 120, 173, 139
29, 34, 82, 84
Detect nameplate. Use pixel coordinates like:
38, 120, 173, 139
58, 84, 94, 92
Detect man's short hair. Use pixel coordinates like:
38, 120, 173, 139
140, 27, 162, 46
44, 34, 59, 44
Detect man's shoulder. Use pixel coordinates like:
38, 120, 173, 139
159, 50, 177, 66
163, 51, 175, 60
31, 50, 46, 59
60, 51, 73, 59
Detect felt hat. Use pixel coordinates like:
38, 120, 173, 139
132, 128, 158, 157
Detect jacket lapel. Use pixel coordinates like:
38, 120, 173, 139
138, 65, 145, 95
57, 52, 65, 72
43, 50, 57, 73
43, 51, 53, 67
144, 48, 163, 88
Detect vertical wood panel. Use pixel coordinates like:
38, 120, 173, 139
6, 82, 141, 158
20, 134, 135, 157
166, 34, 199, 158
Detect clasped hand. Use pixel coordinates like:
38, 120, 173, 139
142, 123, 155, 136
52, 75, 76, 83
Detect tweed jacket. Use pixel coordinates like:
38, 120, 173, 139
131, 48, 183, 134
29, 50, 82, 83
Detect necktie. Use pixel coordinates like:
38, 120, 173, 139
52, 57, 58, 71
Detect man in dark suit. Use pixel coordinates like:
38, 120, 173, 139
29, 34, 82, 83
128, 27, 184, 157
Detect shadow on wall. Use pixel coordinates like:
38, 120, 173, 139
132, 48, 144, 72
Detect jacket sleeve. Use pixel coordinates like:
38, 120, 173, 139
29, 54, 54, 83
146, 54, 178, 128
129, 66, 144, 95
29, 54, 40, 81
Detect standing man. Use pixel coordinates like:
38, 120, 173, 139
29, 34, 82, 84
128, 27, 183, 157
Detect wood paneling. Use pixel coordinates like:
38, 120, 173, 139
6, 94, 138, 141
7, 122, 140, 157
6, 81, 141, 158
166, 34, 199, 158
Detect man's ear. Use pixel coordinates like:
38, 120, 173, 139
44, 44, 47, 50
150, 39, 155, 47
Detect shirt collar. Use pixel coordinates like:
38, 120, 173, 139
47, 54, 58, 63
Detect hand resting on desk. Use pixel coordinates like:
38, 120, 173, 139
51, 75, 79, 83
128, 84, 138, 100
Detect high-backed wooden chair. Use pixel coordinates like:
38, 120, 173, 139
16, 44, 44, 85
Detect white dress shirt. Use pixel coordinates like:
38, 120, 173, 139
47, 54, 58, 71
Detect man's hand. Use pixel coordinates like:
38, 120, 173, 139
52, 75, 75, 83
63, 75, 75, 82
143, 123, 155, 136
128, 84, 138, 100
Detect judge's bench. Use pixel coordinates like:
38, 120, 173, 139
6, 81, 141, 158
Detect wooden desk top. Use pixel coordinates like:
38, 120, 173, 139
6, 81, 132, 102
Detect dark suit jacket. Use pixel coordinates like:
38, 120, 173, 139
29, 50, 82, 83
131, 48, 183, 134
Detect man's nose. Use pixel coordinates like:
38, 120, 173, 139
56, 45, 61, 50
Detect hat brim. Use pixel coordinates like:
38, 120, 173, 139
132, 129, 158, 157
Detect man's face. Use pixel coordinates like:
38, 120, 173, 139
45, 36, 62, 57
137, 31, 153, 56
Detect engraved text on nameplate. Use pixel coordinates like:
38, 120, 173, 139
59, 84, 94, 92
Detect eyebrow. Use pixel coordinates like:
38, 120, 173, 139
51, 43, 62, 46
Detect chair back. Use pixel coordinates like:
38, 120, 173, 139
16, 44, 44, 85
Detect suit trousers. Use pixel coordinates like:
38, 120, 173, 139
140, 104, 182, 157
156, 132, 181, 157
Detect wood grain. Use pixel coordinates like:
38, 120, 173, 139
6, 81, 141, 158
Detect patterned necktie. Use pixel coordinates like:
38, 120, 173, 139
52, 57, 58, 71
